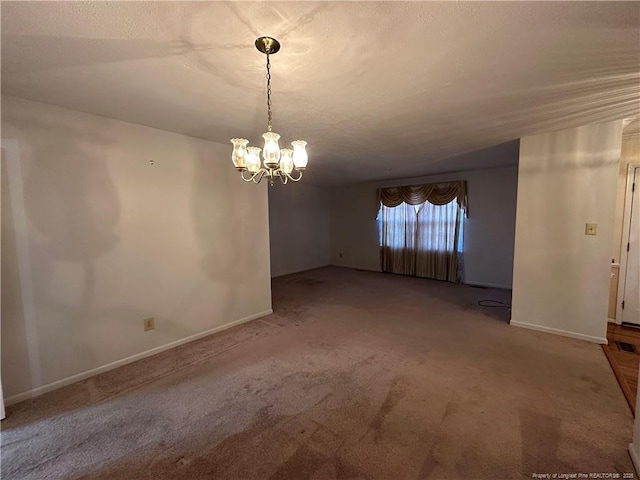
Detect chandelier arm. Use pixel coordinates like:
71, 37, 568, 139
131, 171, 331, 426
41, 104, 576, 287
252, 170, 266, 184
240, 170, 259, 182
279, 173, 288, 185
284, 170, 303, 182
240, 169, 271, 184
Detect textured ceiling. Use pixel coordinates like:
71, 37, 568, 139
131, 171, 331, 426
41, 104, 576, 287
2, 1, 639, 185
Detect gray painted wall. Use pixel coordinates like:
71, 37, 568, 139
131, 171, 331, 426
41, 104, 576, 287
330, 166, 519, 289
268, 182, 331, 277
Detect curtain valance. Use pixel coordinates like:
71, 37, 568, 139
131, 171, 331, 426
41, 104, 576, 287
376, 180, 468, 214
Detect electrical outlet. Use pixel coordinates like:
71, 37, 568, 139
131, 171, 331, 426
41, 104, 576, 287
585, 223, 597, 236
143, 317, 155, 331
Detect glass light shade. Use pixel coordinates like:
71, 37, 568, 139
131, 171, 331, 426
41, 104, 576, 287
230, 138, 249, 170
291, 140, 308, 170
262, 132, 281, 168
246, 146, 262, 173
279, 148, 294, 175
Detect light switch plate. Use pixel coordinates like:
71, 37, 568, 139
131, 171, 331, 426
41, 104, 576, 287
585, 223, 597, 235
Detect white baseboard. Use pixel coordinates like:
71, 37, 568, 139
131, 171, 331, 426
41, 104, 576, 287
331, 263, 381, 273
5, 309, 273, 406
331, 267, 513, 288
510, 320, 607, 344
465, 281, 512, 290
629, 443, 640, 476
271, 263, 331, 278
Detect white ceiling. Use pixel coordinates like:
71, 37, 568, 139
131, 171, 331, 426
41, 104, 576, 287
2, 1, 639, 185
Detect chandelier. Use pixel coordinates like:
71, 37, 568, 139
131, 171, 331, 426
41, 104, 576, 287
230, 37, 308, 186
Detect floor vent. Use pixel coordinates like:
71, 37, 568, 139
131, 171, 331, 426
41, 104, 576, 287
615, 341, 637, 354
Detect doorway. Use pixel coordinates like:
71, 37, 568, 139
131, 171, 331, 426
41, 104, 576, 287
618, 164, 640, 326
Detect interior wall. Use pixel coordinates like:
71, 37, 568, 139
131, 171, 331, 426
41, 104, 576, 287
329, 183, 382, 273
330, 166, 519, 289
268, 182, 330, 277
511, 120, 623, 344
1, 95, 272, 402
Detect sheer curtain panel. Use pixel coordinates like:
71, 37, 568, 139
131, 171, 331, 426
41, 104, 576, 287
377, 180, 466, 282
379, 202, 418, 275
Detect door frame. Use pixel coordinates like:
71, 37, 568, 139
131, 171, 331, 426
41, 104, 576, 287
616, 162, 640, 324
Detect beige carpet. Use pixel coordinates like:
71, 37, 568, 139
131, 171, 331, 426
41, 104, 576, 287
1, 267, 634, 479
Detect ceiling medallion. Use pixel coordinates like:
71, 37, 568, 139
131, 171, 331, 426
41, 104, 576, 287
230, 36, 308, 186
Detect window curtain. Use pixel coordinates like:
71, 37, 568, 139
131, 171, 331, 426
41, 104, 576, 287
379, 202, 418, 275
377, 181, 467, 283
414, 200, 462, 281
377, 181, 467, 212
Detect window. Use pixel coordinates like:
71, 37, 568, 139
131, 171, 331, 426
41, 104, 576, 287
378, 199, 464, 282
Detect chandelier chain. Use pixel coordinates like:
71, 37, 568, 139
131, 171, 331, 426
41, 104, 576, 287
266, 53, 272, 132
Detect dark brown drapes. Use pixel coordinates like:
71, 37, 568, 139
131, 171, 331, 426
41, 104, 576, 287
376, 180, 468, 214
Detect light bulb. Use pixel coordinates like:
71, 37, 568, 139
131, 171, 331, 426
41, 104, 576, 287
246, 146, 262, 173
279, 148, 294, 175
262, 132, 281, 168
292, 140, 308, 170
230, 138, 249, 170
